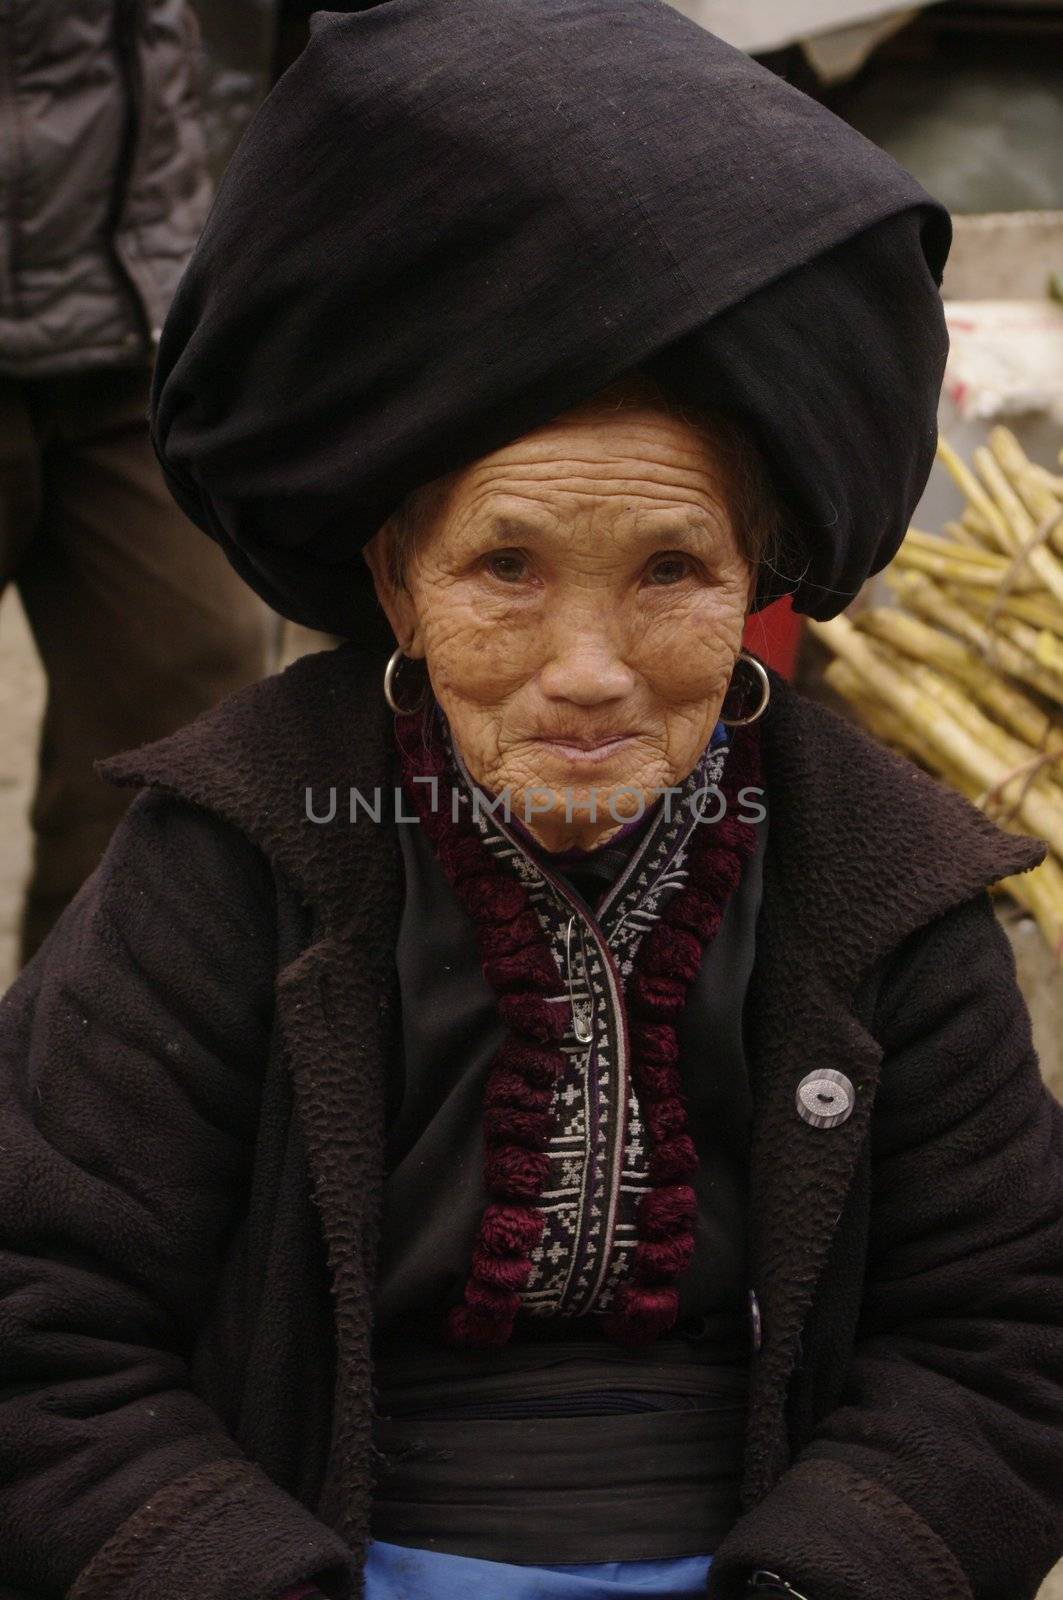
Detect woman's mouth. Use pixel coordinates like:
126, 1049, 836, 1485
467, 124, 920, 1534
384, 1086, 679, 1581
531, 734, 638, 766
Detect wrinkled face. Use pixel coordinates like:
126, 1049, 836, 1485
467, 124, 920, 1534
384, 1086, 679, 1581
365, 400, 753, 851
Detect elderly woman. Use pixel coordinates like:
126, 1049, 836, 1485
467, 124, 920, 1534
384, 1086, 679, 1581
2, 3, 1063, 1600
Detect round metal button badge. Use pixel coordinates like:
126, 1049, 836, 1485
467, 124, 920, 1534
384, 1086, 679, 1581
796, 1069, 854, 1130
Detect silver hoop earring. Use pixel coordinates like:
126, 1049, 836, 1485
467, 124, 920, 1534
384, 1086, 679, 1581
721, 650, 771, 727
383, 646, 424, 715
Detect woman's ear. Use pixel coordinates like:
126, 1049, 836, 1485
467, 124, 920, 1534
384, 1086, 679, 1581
363, 528, 424, 656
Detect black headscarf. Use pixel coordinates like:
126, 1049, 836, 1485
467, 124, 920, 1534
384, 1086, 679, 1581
150, 0, 950, 631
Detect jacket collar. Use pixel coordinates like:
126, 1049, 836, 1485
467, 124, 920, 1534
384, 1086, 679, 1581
100, 641, 1042, 966
102, 642, 399, 927
757, 668, 1043, 989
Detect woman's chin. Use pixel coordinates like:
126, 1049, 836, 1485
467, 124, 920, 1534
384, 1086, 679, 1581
512, 770, 661, 849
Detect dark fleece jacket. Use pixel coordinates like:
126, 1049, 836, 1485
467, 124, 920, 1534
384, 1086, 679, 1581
0, 644, 1061, 1600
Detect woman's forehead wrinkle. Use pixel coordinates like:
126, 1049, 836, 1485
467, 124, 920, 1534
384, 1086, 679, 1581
466, 472, 727, 511
448, 491, 732, 552
473, 448, 723, 485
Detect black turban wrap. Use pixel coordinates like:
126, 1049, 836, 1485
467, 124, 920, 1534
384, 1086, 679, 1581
150, 0, 951, 632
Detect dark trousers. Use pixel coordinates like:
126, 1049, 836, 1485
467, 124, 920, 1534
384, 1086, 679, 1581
0, 365, 272, 963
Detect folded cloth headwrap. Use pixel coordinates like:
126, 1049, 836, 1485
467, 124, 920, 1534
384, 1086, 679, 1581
150, 0, 950, 632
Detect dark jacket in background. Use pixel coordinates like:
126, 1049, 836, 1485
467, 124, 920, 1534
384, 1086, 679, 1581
0, 646, 1061, 1600
0, 0, 211, 376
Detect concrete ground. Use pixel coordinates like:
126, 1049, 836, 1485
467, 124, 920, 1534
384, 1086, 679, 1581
1, 586, 1062, 1596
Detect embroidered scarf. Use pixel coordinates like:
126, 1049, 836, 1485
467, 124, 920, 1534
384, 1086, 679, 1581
397, 710, 762, 1349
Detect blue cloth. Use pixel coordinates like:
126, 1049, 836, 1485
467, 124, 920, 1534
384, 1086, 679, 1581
365, 1541, 713, 1598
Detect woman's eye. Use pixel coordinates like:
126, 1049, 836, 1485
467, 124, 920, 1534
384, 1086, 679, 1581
485, 550, 528, 583
646, 553, 692, 586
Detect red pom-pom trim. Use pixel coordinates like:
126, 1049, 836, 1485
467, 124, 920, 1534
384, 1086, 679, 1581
479, 1203, 546, 1255
471, 1247, 535, 1292
603, 725, 761, 1344
437, 833, 489, 881
639, 925, 703, 982
483, 1106, 555, 1149
645, 1098, 688, 1144
648, 1133, 699, 1184
484, 1142, 551, 1199
687, 852, 740, 901
482, 944, 559, 993
397, 706, 761, 1352
633, 1233, 695, 1282
602, 1284, 681, 1345
494, 1037, 567, 1086
663, 888, 721, 940
455, 874, 526, 923
628, 971, 687, 1018
630, 1021, 680, 1065
489, 909, 543, 957
638, 1185, 697, 1238
464, 1279, 523, 1318
637, 1059, 685, 1101
445, 1303, 511, 1349
484, 1072, 555, 1113
498, 993, 567, 1043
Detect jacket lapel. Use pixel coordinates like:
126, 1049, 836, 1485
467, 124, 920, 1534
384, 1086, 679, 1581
742, 933, 882, 1500
737, 673, 1043, 1503
101, 643, 405, 1540
275, 914, 401, 1542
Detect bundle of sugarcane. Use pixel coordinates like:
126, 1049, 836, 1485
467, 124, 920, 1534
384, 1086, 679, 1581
808, 426, 1063, 962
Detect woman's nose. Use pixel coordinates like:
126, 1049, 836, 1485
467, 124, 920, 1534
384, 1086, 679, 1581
537, 631, 636, 706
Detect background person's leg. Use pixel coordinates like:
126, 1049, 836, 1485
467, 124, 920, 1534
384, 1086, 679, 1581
16, 366, 272, 961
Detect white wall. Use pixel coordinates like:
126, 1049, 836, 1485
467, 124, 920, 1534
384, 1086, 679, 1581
664, 0, 933, 54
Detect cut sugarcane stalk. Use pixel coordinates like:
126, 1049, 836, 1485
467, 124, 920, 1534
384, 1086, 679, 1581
856, 609, 1055, 748
808, 617, 1063, 858
893, 544, 1032, 589
974, 448, 1063, 606
938, 438, 1016, 553
961, 587, 1063, 635
890, 573, 1063, 709
988, 427, 1063, 559
822, 662, 1063, 955
816, 431, 1063, 961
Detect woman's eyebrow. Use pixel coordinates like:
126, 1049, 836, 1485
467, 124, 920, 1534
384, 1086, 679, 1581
480, 512, 720, 545
622, 512, 726, 549
481, 515, 552, 544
